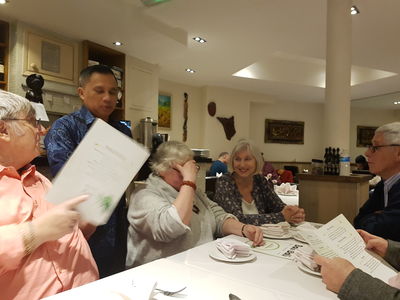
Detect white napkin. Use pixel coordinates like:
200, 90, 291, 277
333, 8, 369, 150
274, 183, 298, 196
216, 172, 223, 177
261, 222, 290, 237
216, 238, 251, 259
293, 245, 320, 272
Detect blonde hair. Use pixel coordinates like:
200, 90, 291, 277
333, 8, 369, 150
230, 139, 263, 174
151, 141, 194, 174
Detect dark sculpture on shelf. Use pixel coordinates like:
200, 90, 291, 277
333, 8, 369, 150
25, 74, 44, 103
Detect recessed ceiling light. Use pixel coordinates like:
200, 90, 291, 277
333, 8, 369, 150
394, 101, 399, 105
113, 41, 123, 46
185, 68, 195, 73
351, 6, 360, 15
0, 0, 9, 4
193, 37, 207, 44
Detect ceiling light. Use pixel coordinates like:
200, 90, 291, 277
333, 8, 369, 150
193, 37, 206, 44
113, 41, 123, 46
351, 6, 360, 15
0, 0, 9, 4
185, 68, 195, 73
394, 101, 400, 105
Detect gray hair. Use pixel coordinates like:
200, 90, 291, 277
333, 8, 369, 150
0, 91, 36, 120
230, 139, 264, 174
151, 141, 194, 174
218, 152, 229, 158
376, 122, 400, 144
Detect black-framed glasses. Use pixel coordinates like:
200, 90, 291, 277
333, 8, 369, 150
367, 144, 400, 153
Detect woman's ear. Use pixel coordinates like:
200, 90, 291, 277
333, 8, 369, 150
0, 121, 11, 142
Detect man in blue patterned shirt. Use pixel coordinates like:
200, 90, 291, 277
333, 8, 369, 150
44, 65, 132, 278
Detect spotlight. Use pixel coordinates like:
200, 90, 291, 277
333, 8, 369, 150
113, 41, 123, 46
193, 37, 206, 44
185, 68, 195, 73
351, 6, 360, 15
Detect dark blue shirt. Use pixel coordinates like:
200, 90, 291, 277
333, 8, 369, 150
209, 160, 228, 176
44, 106, 132, 278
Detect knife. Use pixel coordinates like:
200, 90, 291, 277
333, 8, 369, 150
229, 293, 242, 300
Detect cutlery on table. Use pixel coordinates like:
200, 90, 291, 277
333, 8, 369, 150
155, 286, 187, 296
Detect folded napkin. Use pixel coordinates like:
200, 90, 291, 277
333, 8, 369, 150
274, 183, 298, 196
293, 245, 320, 272
216, 238, 251, 259
261, 222, 290, 237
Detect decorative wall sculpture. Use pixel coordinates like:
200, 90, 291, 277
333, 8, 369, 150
217, 116, 236, 140
265, 119, 304, 144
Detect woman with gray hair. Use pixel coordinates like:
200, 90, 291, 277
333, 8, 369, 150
126, 141, 264, 268
0, 91, 98, 300
214, 139, 305, 225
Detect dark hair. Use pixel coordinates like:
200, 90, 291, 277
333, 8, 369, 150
355, 155, 367, 164
79, 65, 117, 87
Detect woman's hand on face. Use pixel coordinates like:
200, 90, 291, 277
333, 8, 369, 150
175, 160, 198, 182
357, 229, 388, 258
243, 224, 264, 246
32, 195, 88, 245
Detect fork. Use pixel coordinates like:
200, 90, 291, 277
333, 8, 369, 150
155, 286, 187, 296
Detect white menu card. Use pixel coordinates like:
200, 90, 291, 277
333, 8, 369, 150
298, 214, 397, 283
46, 118, 149, 225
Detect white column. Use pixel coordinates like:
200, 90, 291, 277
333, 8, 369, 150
324, 0, 352, 150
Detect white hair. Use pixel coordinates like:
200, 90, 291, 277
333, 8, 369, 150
151, 141, 193, 174
0, 91, 36, 136
376, 122, 400, 144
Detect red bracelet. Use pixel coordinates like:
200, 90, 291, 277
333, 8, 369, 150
181, 180, 196, 191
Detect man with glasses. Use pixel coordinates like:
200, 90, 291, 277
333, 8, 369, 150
44, 65, 132, 278
354, 122, 400, 241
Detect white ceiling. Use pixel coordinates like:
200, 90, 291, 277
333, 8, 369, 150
1, 0, 400, 108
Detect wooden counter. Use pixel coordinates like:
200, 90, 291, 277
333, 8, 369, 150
298, 173, 372, 224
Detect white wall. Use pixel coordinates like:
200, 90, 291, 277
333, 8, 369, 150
158, 79, 204, 148
250, 101, 324, 162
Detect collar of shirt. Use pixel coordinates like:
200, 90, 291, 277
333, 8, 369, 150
0, 164, 36, 180
383, 172, 400, 207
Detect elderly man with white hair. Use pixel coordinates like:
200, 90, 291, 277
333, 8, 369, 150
315, 122, 400, 300
0, 91, 98, 300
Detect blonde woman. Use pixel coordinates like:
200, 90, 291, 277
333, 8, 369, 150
214, 140, 305, 225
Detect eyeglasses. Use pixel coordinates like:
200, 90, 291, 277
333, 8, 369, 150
3, 118, 42, 129
367, 144, 400, 153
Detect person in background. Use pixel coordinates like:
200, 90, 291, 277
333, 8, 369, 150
213, 140, 305, 225
208, 152, 230, 176
44, 65, 131, 278
261, 153, 281, 184
0, 91, 98, 300
126, 141, 264, 267
354, 122, 400, 242
315, 230, 400, 300
355, 155, 369, 170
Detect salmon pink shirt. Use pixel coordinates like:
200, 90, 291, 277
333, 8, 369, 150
0, 164, 98, 300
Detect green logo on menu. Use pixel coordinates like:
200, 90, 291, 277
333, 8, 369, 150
99, 196, 112, 212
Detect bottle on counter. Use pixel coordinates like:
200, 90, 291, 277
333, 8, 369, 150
0, 56, 4, 82
339, 149, 351, 176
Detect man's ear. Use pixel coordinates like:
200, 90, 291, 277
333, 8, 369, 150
77, 87, 85, 101
0, 121, 11, 142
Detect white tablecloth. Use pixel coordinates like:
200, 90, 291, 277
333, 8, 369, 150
44, 235, 336, 300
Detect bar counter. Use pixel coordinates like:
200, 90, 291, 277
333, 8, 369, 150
298, 173, 372, 224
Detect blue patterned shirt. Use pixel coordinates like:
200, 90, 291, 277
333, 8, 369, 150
44, 106, 132, 278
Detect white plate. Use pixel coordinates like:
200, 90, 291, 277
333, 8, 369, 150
263, 232, 292, 239
296, 261, 321, 277
209, 249, 256, 263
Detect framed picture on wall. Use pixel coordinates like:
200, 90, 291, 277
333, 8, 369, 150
357, 126, 377, 147
265, 119, 304, 144
158, 92, 172, 129
24, 31, 79, 85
